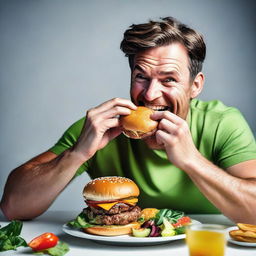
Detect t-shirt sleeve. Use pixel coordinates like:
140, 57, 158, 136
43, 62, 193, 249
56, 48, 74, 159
49, 117, 88, 176
214, 109, 256, 169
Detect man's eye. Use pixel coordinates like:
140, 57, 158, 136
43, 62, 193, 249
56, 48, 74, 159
135, 74, 147, 80
164, 77, 176, 83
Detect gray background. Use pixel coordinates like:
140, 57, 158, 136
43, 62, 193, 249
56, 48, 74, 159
0, 0, 255, 212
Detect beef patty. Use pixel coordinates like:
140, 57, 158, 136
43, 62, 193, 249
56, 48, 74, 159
84, 204, 141, 225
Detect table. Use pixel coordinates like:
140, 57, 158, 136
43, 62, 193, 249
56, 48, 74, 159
0, 210, 255, 256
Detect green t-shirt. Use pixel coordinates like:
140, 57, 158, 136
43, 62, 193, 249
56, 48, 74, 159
50, 99, 256, 213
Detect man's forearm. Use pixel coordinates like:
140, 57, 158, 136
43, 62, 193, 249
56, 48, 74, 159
0, 149, 86, 220
184, 155, 256, 224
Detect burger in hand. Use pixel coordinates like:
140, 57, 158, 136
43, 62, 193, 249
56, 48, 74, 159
68, 176, 141, 236
120, 106, 158, 139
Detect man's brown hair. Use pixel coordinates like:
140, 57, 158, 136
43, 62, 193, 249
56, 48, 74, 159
120, 17, 206, 80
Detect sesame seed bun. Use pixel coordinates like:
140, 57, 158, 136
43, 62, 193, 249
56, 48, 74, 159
120, 106, 158, 139
83, 176, 140, 201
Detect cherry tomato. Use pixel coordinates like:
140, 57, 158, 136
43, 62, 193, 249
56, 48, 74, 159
173, 216, 191, 227
28, 232, 59, 251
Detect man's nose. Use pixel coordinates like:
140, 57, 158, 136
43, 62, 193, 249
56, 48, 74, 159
143, 79, 162, 101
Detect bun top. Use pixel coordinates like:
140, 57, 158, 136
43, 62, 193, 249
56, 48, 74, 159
83, 176, 140, 201
120, 106, 158, 138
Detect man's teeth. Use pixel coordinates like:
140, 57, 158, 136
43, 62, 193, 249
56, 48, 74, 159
145, 105, 169, 111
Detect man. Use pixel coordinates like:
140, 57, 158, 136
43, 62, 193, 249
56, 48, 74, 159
1, 17, 256, 223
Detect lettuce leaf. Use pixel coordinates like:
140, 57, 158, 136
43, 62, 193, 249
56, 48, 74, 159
34, 241, 69, 256
67, 212, 94, 228
0, 220, 27, 251
155, 209, 184, 226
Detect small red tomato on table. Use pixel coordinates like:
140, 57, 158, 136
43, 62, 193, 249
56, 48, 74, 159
28, 232, 59, 251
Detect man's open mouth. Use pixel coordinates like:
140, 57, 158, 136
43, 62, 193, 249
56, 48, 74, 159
139, 102, 172, 112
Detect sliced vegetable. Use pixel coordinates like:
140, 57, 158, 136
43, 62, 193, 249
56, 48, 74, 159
172, 216, 191, 228
131, 208, 191, 238
141, 219, 155, 229
161, 217, 176, 237
77, 215, 89, 227
149, 225, 161, 237
28, 232, 58, 251
86, 199, 117, 204
132, 228, 151, 237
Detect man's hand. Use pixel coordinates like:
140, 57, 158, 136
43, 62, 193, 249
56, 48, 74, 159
151, 111, 200, 169
72, 98, 137, 161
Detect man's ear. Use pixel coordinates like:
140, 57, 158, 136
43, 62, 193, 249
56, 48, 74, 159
190, 72, 204, 99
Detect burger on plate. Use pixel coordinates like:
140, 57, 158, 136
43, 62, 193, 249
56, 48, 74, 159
120, 106, 158, 139
79, 176, 141, 236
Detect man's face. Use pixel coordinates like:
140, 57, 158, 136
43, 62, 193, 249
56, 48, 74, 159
130, 43, 197, 149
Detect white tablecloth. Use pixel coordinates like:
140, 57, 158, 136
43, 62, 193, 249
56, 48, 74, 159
0, 210, 255, 256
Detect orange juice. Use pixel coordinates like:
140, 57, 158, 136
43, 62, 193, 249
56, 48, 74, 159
186, 225, 226, 256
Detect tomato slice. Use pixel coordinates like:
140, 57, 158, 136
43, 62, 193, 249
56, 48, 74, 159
86, 203, 101, 209
28, 232, 59, 251
173, 216, 191, 228
86, 199, 117, 204
86, 198, 137, 205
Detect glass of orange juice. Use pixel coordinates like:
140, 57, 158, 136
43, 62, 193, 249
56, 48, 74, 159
186, 224, 227, 256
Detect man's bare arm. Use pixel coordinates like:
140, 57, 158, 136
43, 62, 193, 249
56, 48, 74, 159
0, 98, 137, 220
0, 149, 85, 220
152, 110, 256, 224
186, 158, 256, 224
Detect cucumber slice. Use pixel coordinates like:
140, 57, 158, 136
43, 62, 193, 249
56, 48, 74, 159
132, 228, 151, 237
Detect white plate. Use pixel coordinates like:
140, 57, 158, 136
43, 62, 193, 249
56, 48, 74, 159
226, 226, 256, 247
62, 219, 201, 246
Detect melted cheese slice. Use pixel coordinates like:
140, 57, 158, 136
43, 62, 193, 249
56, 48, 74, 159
97, 198, 138, 211
123, 198, 138, 204
97, 202, 118, 211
